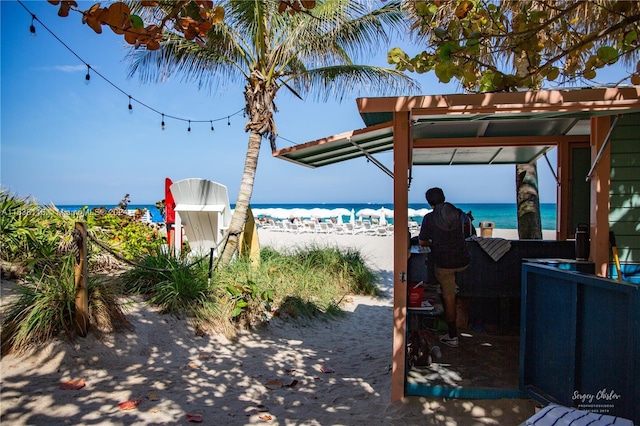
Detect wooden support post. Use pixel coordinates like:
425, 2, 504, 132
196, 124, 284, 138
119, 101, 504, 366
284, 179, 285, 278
74, 222, 89, 337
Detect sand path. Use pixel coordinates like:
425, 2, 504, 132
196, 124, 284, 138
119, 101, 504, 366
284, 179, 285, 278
1, 229, 538, 425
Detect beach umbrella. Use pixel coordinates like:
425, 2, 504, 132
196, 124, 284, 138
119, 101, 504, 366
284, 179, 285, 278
262, 208, 291, 219
329, 208, 350, 225
355, 208, 378, 218
378, 207, 388, 226
414, 208, 432, 217
330, 208, 351, 217
330, 207, 351, 219
350, 209, 355, 224
288, 208, 310, 219
308, 207, 333, 218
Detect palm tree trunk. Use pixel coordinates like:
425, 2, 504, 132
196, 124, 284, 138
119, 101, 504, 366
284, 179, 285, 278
516, 163, 543, 239
219, 129, 262, 265
512, 8, 544, 240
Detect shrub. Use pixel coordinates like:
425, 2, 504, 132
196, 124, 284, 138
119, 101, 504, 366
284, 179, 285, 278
0, 190, 161, 275
207, 244, 378, 333
1, 254, 130, 355
122, 244, 379, 339
120, 247, 211, 314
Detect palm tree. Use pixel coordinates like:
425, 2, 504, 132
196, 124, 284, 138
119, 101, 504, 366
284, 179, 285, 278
127, 0, 418, 265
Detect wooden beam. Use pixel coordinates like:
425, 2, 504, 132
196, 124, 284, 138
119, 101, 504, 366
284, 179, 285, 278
412, 134, 588, 149
590, 116, 612, 278
556, 140, 570, 241
356, 87, 640, 114
391, 110, 410, 402
74, 222, 88, 337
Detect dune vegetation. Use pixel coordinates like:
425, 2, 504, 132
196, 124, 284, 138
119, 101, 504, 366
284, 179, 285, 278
0, 189, 379, 355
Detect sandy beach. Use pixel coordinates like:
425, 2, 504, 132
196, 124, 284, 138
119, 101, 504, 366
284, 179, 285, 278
1, 229, 542, 425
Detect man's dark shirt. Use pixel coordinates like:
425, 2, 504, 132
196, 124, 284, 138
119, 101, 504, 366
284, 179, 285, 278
419, 202, 471, 269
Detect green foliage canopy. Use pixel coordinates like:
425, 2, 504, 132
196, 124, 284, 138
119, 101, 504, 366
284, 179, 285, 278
389, 0, 640, 92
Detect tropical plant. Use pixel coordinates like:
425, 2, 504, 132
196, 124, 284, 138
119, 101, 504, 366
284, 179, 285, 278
120, 246, 211, 313
1, 254, 130, 355
122, 244, 378, 338
0, 190, 77, 271
47, 1, 318, 52
389, 0, 640, 238
391, 0, 640, 91
0, 190, 41, 264
124, 0, 419, 264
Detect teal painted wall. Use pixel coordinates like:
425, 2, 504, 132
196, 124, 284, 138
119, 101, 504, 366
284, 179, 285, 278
609, 113, 640, 279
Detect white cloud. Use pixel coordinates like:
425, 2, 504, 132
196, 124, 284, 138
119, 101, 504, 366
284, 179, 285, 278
54, 64, 86, 73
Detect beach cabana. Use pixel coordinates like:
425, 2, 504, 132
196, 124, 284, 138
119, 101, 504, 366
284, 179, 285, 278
273, 87, 640, 421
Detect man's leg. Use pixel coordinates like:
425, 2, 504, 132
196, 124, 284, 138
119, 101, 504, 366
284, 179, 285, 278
442, 294, 457, 339
435, 267, 458, 341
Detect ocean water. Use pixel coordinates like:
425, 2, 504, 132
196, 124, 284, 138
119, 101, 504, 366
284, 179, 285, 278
56, 202, 557, 230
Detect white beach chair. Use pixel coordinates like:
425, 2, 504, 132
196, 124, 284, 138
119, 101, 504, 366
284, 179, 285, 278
317, 222, 330, 233
284, 221, 302, 233
363, 221, 377, 235
261, 218, 277, 230
374, 226, 391, 236
169, 178, 231, 257
351, 222, 366, 235
305, 222, 318, 233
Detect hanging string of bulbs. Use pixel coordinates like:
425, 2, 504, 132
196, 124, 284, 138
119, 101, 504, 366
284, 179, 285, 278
19, 1, 244, 134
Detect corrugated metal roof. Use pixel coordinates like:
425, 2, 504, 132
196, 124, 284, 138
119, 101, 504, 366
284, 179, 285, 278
273, 115, 584, 167
273, 87, 640, 168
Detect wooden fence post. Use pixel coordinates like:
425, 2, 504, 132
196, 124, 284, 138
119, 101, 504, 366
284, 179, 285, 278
74, 222, 89, 337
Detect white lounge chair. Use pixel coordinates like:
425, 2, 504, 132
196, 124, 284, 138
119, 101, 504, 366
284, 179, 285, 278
315, 222, 327, 233
374, 226, 390, 236
261, 218, 277, 230
169, 178, 231, 257
326, 222, 338, 233
284, 221, 302, 233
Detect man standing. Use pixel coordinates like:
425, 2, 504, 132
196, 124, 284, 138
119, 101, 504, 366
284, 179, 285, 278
418, 187, 470, 348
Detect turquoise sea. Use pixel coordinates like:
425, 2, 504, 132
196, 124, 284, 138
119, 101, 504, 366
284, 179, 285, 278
56, 203, 557, 230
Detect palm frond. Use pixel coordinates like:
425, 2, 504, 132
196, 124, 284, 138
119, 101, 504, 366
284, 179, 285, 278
290, 65, 421, 102
127, 32, 245, 92
126, 0, 421, 117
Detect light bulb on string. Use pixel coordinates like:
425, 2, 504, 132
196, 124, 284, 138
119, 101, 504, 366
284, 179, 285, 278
188, 120, 191, 133
30, 15, 36, 38
13, 5, 249, 139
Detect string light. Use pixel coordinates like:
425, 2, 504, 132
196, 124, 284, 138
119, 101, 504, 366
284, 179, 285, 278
18, 1, 245, 134
29, 14, 36, 37
187, 120, 191, 133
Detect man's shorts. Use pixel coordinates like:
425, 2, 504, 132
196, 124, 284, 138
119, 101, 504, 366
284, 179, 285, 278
434, 265, 469, 297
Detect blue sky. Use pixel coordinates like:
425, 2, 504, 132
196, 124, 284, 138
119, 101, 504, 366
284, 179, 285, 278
0, 1, 632, 206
